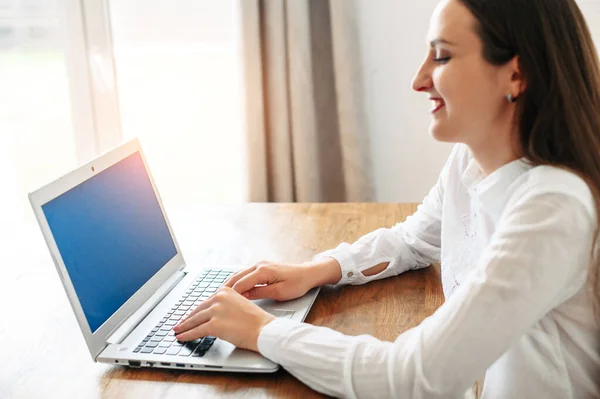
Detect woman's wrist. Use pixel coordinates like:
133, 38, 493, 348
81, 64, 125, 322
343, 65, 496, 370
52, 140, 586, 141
305, 257, 342, 287
251, 312, 276, 353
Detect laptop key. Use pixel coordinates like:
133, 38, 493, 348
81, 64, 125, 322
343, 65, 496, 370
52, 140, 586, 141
166, 347, 181, 355
133, 348, 141, 353
141, 347, 154, 354
153, 348, 167, 355
179, 347, 193, 356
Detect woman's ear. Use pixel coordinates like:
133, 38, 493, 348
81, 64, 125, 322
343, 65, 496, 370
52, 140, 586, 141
509, 55, 527, 95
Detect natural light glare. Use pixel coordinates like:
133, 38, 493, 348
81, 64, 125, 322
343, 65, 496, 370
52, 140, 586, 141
110, 0, 246, 206
0, 5, 77, 244
0, 0, 246, 257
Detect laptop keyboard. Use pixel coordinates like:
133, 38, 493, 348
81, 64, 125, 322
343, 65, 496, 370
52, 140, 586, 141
133, 269, 234, 357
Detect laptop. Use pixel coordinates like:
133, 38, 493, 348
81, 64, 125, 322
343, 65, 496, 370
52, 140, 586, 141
28, 138, 319, 372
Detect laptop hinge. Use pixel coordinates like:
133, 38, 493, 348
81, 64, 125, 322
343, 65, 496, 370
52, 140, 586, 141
106, 270, 187, 345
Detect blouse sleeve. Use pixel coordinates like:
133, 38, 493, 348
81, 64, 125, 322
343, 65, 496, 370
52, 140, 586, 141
314, 145, 462, 286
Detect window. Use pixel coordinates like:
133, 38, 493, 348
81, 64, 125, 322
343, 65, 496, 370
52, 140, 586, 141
108, 0, 247, 205
0, 0, 77, 244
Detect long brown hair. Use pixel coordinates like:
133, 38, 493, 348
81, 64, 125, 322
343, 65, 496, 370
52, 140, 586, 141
458, 0, 600, 307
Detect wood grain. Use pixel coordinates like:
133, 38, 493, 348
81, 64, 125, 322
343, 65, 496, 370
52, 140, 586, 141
0, 203, 444, 398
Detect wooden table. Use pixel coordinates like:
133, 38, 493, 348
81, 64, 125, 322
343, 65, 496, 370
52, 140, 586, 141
0, 203, 444, 398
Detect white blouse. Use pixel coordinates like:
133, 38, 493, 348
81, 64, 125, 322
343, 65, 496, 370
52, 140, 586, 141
257, 144, 600, 398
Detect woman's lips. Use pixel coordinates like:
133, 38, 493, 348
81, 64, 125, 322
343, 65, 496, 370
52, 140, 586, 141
430, 98, 445, 114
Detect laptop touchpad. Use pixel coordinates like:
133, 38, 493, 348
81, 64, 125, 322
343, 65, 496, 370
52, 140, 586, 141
265, 309, 295, 319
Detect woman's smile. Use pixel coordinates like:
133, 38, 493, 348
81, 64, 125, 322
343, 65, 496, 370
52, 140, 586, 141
430, 97, 446, 114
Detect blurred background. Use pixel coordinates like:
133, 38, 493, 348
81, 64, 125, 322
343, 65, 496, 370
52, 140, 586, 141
2, 0, 600, 241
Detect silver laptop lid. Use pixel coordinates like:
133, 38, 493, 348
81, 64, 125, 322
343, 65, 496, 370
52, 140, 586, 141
29, 138, 186, 360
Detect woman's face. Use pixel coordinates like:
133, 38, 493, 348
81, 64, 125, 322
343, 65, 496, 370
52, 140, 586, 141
412, 0, 518, 147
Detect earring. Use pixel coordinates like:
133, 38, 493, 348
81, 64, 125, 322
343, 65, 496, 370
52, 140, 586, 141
506, 93, 517, 103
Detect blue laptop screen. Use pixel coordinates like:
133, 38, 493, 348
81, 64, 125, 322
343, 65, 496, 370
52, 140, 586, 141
42, 152, 178, 333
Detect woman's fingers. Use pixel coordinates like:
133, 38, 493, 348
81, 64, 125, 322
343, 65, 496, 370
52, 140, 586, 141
232, 267, 275, 295
242, 283, 283, 300
175, 320, 213, 342
175, 306, 212, 335
179, 295, 213, 324
223, 260, 270, 288
223, 265, 257, 288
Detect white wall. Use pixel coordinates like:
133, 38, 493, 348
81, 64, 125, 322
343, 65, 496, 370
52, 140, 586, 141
354, 0, 452, 203
356, 0, 600, 203
578, 1, 600, 45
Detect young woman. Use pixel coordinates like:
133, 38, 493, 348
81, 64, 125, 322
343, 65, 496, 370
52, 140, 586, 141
174, 0, 600, 397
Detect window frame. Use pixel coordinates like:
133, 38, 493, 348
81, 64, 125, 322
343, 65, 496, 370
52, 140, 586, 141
64, 0, 122, 162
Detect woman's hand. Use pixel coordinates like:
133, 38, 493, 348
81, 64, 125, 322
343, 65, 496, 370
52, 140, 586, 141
222, 260, 338, 301
173, 287, 276, 352
173, 259, 341, 351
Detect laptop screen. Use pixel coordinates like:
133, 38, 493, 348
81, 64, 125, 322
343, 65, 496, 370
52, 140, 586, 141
42, 152, 177, 333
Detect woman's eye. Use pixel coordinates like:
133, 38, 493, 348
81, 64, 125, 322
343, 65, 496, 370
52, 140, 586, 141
433, 56, 451, 64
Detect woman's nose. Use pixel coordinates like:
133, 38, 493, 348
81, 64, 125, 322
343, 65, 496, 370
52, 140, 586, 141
412, 60, 433, 92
